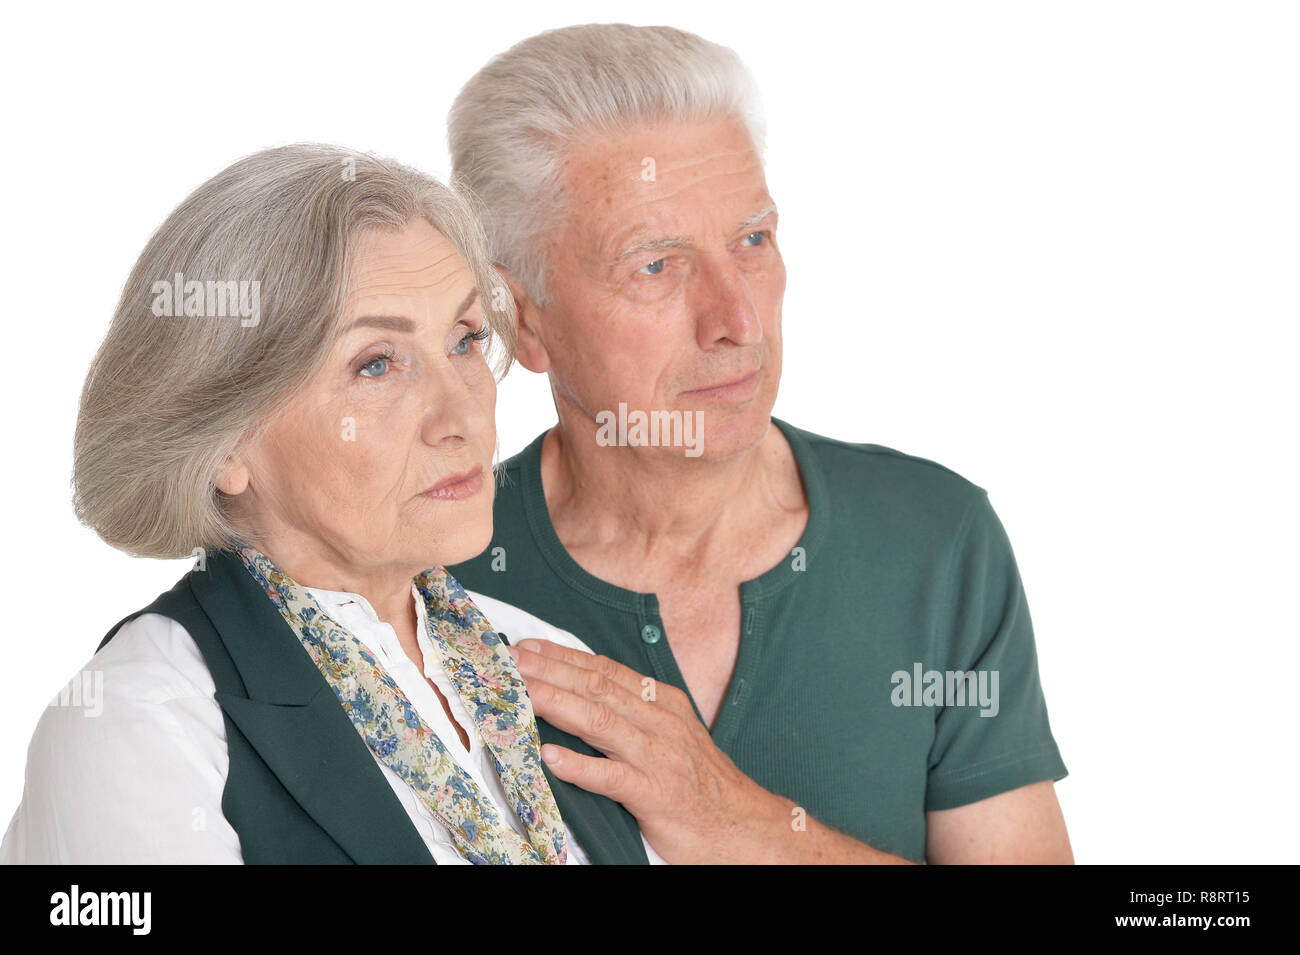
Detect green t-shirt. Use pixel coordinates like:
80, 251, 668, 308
448, 417, 1068, 863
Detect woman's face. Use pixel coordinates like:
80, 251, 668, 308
225, 218, 498, 578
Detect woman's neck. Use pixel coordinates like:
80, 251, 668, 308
242, 528, 423, 645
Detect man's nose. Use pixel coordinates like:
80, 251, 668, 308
692, 254, 763, 348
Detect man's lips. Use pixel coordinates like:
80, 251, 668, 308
681, 369, 761, 400
419, 464, 485, 501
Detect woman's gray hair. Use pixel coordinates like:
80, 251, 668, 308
448, 23, 765, 308
73, 143, 516, 560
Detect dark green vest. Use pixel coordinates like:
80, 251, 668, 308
97, 550, 648, 864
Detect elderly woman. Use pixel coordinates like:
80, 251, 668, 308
0, 144, 639, 864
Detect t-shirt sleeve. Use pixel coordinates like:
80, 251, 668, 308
924, 489, 1068, 811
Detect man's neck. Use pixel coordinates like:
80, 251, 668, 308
539, 415, 806, 570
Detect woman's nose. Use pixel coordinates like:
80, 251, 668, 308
420, 361, 493, 449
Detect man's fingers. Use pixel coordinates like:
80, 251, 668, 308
512, 638, 647, 696
540, 743, 640, 803
525, 676, 656, 760
510, 641, 648, 714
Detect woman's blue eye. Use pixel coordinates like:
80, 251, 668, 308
358, 356, 390, 377
639, 258, 666, 275
454, 325, 491, 356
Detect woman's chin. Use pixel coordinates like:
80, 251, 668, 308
410, 517, 494, 571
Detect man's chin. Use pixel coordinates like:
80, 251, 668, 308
677, 402, 773, 462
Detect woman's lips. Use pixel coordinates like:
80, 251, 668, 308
420, 465, 484, 501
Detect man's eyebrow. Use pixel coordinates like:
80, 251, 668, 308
616, 235, 692, 263
341, 288, 479, 334
735, 203, 779, 234
613, 204, 779, 263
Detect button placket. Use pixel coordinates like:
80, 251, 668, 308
636, 598, 714, 729
635, 603, 674, 687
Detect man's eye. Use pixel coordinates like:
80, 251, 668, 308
743, 231, 766, 246
358, 355, 391, 377
638, 258, 666, 275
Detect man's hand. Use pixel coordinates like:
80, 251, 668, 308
509, 638, 912, 864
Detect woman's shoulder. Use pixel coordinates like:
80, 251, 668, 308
29, 612, 224, 771
90, 611, 219, 706
0, 613, 239, 863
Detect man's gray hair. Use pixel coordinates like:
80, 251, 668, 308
73, 143, 516, 560
448, 23, 765, 307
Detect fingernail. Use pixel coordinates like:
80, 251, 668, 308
516, 639, 541, 652
540, 744, 560, 765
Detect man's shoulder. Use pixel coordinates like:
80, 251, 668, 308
777, 418, 989, 524
780, 418, 985, 490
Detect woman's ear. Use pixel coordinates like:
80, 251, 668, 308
215, 457, 250, 496
499, 268, 551, 374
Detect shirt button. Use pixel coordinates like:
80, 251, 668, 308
641, 624, 662, 645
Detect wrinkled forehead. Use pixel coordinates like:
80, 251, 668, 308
566, 118, 759, 206
339, 221, 478, 327
557, 117, 771, 242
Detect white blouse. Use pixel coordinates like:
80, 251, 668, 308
0, 585, 664, 864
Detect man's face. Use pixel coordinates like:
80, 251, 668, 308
527, 117, 785, 460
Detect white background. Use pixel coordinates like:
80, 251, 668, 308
0, 0, 1295, 863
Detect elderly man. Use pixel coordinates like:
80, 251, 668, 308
447, 23, 1072, 864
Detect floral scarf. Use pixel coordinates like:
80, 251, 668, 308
235, 545, 567, 864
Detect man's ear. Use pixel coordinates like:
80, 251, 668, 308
498, 268, 552, 374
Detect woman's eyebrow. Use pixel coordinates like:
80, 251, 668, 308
342, 315, 417, 334
341, 290, 478, 335
453, 287, 479, 320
